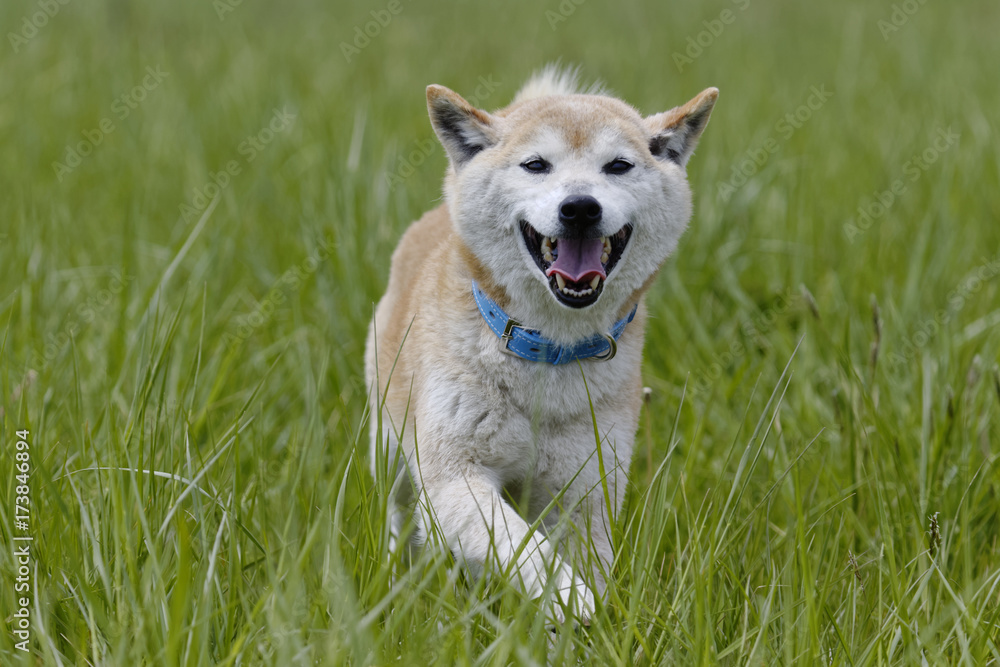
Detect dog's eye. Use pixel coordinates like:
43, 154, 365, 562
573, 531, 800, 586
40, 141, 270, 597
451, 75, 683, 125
603, 159, 634, 175
521, 158, 551, 174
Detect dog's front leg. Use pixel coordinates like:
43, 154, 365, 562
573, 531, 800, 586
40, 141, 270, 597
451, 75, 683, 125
420, 468, 595, 622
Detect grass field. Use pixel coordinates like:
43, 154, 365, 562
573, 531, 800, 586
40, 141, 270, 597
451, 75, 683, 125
2, 0, 999, 663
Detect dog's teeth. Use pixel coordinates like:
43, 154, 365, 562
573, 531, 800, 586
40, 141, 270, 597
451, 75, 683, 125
602, 237, 611, 254
590, 276, 601, 289
556, 280, 596, 298
541, 237, 557, 263
600, 252, 609, 264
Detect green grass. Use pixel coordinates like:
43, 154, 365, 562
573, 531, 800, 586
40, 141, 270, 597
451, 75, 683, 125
2, 0, 999, 663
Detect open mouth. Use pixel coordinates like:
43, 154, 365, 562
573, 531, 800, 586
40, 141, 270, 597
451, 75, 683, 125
519, 221, 633, 308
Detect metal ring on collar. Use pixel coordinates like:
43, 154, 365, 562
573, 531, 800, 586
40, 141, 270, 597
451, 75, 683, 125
591, 334, 617, 361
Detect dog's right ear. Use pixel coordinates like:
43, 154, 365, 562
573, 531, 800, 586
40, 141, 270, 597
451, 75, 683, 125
427, 85, 499, 170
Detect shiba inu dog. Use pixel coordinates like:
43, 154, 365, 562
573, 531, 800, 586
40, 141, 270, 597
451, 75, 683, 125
366, 66, 717, 623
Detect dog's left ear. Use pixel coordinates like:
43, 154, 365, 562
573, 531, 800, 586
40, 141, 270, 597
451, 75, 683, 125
427, 85, 500, 170
645, 87, 719, 168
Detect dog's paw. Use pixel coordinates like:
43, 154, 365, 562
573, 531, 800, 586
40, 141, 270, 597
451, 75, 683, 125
543, 563, 596, 627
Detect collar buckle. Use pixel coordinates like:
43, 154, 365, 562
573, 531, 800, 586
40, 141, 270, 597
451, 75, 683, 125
499, 317, 524, 357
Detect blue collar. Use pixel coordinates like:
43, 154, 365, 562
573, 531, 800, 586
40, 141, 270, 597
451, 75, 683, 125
472, 281, 637, 365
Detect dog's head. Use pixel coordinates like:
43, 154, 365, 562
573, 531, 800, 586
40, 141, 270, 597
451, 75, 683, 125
427, 69, 717, 344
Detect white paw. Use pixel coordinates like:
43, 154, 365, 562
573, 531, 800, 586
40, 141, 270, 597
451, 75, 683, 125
543, 563, 596, 626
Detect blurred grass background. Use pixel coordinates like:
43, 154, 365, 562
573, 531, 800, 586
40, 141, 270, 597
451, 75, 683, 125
1, 0, 999, 664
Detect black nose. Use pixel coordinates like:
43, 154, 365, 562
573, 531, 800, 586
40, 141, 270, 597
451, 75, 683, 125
558, 194, 602, 229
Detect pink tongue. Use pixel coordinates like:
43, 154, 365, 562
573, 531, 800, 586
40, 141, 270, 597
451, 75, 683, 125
545, 237, 606, 283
